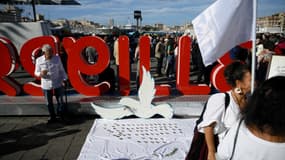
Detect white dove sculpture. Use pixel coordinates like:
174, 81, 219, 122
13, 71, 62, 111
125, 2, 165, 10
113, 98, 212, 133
90, 66, 174, 119
90, 103, 134, 120
119, 66, 174, 119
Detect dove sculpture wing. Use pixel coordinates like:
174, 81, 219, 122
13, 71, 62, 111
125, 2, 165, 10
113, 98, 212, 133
91, 103, 133, 119
138, 66, 156, 108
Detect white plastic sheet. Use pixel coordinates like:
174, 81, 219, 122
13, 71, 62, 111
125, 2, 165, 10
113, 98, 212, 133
78, 118, 197, 160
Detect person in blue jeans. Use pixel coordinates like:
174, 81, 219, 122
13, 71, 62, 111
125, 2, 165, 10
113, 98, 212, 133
34, 44, 68, 123
164, 36, 175, 78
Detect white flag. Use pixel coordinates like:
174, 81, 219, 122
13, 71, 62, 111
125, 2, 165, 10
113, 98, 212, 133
192, 0, 254, 66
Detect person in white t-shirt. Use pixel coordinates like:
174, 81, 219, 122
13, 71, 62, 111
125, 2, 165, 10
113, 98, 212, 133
217, 76, 285, 160
186, 61, 251, 160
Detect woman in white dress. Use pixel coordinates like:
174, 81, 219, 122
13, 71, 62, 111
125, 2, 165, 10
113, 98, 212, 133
217, 76, 285, 160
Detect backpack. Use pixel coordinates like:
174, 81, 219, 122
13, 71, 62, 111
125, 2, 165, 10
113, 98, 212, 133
185, 92, 230, 160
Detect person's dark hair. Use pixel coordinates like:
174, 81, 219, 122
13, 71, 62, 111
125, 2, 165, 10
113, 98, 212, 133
224, 61, 250, 87
230, 46, 248, 62
244, 76, 285, 136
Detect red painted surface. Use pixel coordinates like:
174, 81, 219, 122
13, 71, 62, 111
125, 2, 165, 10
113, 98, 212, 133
0, 37, 21, 96
118, 36, 131, 96
0, 36, 252, 96
20, 36, 59, 96
176, 36, 210, 95
139, 36, 171, 95
64, 36, 110, 96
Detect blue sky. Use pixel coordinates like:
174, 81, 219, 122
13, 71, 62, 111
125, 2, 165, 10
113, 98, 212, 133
4, 0, 285, 26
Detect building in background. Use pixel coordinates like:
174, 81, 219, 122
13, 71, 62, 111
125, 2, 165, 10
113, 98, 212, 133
257, 12, 285, 33
154, 23, 164, 31
109, 18, 114, 27
0, 4, 22, 22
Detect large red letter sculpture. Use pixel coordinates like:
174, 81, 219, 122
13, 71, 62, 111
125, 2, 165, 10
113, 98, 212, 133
20, 36, 59, 96
176, 36, 211, 94
0, 37, 21, 96
118, 36, 131, 96
0, 35, 253, 96
139, 36, 171, 95
210, 53, 233, 92
64, 36, 110, 96
211, 41, 252, 92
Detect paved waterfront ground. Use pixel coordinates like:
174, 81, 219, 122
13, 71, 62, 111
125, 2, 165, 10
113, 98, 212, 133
0, 115, 200, 160
0, 116, 96, 160
0, 58, 207, 159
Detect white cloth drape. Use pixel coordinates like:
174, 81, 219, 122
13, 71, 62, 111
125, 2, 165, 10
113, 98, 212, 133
78, 118, 197, 160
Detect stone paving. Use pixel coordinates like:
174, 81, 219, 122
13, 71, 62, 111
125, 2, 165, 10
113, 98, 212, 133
0, 58, 208, 159
0, 116, 96, 160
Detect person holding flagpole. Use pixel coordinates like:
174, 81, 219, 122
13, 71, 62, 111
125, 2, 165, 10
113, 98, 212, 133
186, 0, 256, 159
191, 0, 256, 93
186, 62, 251, 160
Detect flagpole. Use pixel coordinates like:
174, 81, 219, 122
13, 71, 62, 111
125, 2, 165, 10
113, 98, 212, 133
251, 0, 257, 94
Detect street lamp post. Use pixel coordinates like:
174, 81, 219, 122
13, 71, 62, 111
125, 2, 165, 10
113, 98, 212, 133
134, 10, 142, 31
31, 0, 37, 21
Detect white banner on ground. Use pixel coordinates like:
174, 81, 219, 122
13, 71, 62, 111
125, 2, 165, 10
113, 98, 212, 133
193, 0, 254, 66
78, 118, 197, 160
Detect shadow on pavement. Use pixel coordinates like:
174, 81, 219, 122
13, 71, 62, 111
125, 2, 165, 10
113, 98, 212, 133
0, 116, 95, 156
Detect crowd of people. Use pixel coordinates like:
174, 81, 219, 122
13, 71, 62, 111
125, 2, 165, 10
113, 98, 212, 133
184, 32, 285, 160
186, 61, 285, 160
78, 33, 182, 92
34, 31, 285, 159
56, 32, 285, 94
255, 33, 285, 83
